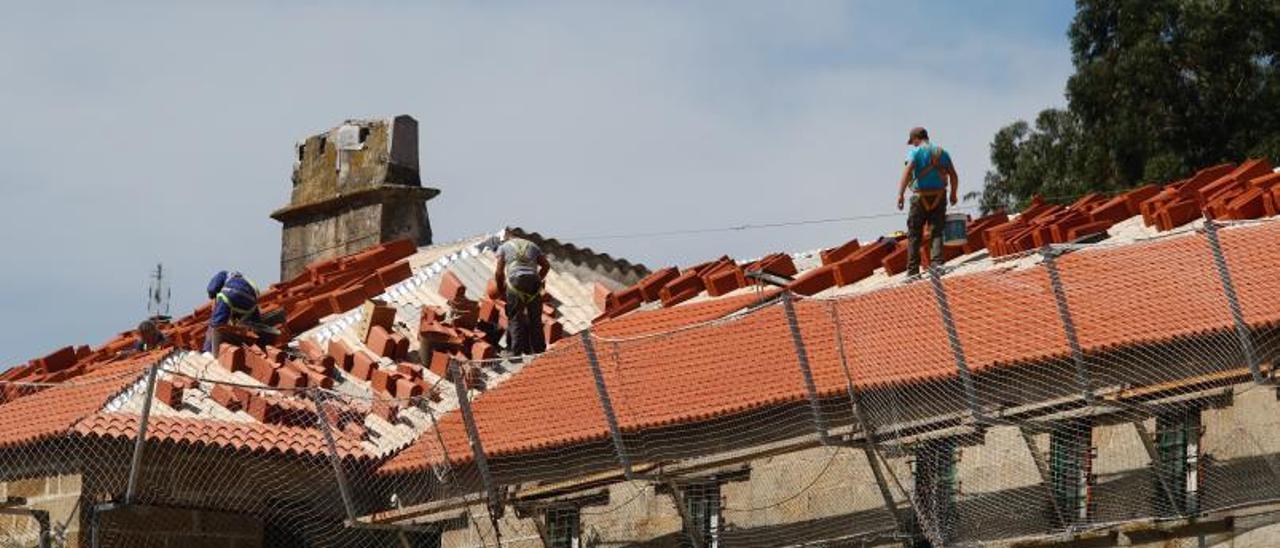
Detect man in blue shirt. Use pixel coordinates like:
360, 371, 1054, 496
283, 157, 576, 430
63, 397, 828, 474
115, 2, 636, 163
203, 270, 261, 352
896, 127, 959, 276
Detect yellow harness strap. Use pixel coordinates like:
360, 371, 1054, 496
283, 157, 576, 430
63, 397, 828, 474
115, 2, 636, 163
216, 291, 259, 324
916, 190, 945, 211
913, 146, 947, 211
506, 283, 541, 304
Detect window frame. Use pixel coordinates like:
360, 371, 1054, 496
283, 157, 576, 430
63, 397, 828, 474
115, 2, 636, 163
544, 505, 581, 548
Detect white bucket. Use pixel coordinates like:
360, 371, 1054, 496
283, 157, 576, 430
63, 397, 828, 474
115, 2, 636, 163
943, 213, 968, 246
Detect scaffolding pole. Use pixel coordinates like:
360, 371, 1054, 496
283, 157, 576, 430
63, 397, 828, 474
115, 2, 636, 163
781, 292, 833, 445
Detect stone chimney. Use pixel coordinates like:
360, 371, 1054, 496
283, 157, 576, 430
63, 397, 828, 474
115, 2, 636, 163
271, 115, 439, 280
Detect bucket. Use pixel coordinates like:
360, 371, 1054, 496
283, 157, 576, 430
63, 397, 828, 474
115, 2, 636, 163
943, 213, 968, 246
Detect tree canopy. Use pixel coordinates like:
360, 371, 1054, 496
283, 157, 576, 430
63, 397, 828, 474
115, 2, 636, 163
975, 0, 1280, 213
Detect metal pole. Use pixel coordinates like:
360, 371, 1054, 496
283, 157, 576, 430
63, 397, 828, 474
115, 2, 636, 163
423, 401, 457, 484
312, 392, 358, 522
124, 360, 162, 505
1018, 427, 1067, 527
665, 480, 705, 548
1132, 420, 1183, 516
451, 359, 503, 521
579, 330, 637, 479
926, 267, 985, 423
781, 292, 832, 444
827, 301, 908, 539
1202, 219, 1263, 384
1040, 246, 1095, 404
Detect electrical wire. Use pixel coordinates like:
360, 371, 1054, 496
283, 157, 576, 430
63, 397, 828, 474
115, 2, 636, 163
567, 207, 980, 242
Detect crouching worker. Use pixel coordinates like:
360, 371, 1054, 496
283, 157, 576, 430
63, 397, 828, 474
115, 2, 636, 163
203, 270, 262, 353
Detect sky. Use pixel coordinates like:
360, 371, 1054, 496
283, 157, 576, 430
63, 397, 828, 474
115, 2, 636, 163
0, 1, 1075, 368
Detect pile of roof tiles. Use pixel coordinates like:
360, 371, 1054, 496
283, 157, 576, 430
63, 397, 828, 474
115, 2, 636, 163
986, 159, 1279, 258
414, 270, 567, 384
312, 301, 444, 423
0, 239, 421, 403
593, 253, 793, 320
592, 210, 1012, 315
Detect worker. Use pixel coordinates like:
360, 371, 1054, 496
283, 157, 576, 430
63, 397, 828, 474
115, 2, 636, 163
203, 270, 261, 352
493, 233, 551, 356
116, 319, 169, 357
135, 319, 168, 352
896, 126, 959, 277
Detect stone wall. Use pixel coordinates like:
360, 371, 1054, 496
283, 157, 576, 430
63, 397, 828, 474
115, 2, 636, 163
0, 473, 81, 547
429, 379, 1280, 547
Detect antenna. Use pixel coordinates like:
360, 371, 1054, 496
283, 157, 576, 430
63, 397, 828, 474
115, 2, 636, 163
146, 263, 172, 321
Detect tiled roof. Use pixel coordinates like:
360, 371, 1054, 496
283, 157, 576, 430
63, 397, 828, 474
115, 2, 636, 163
379, 217, 1280, 474
73, 413, 365, 459
0, 230, 637, 461
0, 351, 160, 449
587, 159, 1280, 318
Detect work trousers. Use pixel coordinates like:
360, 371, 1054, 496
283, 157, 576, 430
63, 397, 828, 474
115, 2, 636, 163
505, 274, 545, 356
907, 192, 947, 277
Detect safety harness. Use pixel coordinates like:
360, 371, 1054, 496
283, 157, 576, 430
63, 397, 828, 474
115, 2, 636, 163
913, 145, 948, 211
216, 273, 260, 325
505, 240, 542, 304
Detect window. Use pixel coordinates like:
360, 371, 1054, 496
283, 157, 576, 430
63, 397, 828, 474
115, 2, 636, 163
1050, 420, 1093, 524
296, 144, 306, 162
358, 126, 371, 144
318, 136, 327, 155
545, 506, 580, 548
1155, 408, 1201, 516
682, 481, 722, 548
912, 438, 956, 548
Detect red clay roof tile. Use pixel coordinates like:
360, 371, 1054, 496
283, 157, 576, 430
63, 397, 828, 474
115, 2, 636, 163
0, 352, 160, 449
72, 413, 364, 459
380, 220, 1280, 475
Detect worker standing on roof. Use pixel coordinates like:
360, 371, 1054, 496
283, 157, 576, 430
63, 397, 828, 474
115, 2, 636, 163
203, 270, 261, 352
494, 232, 552, 356
897, 126, 959, 277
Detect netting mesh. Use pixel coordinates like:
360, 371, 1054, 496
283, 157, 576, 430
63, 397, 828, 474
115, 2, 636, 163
2, 221, 1279, 547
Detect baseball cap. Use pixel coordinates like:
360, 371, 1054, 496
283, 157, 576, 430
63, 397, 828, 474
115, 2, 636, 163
907, 127, 929, 144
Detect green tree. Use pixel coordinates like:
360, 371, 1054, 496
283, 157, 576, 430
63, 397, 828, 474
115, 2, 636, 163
975, 0, 1280, 212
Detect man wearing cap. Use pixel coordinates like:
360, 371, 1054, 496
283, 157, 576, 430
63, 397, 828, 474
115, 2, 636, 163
896, 126, 959, 276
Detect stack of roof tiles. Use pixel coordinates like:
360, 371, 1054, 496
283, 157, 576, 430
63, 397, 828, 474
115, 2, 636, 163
0, 238, 420, 400
418, 271, 567, 381
593, 210, 1014, 311
984, 159, 1278, 258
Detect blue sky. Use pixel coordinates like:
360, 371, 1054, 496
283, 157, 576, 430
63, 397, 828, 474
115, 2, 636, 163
0, 1, 1076, 368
